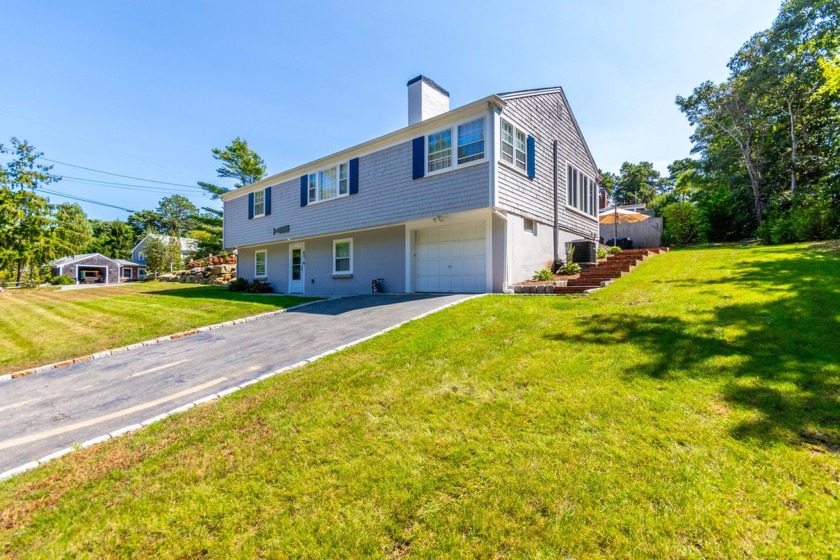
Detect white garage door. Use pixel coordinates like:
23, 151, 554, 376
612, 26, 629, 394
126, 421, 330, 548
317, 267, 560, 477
415, 222, 486, 293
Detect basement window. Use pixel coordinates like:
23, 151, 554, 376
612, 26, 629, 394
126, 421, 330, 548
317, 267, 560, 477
524, 218, 537, 236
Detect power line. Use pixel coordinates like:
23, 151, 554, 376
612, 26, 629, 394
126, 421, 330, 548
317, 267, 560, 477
57, 176, 210, 196
39, 188, 135, 213
58, 174, 206, 192
41, 157, 201, 188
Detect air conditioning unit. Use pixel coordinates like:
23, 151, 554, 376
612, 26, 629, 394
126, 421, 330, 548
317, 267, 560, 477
569, 240, 597, 265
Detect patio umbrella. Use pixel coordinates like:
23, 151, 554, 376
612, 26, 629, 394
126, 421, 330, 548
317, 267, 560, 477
599, 208, 650, 224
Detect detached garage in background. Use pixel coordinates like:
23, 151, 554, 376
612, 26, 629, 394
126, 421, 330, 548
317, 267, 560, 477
49, 253, 146, 284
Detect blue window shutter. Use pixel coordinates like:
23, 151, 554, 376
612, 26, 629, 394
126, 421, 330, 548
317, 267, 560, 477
264, 187, 272, 215
527, 135, 536, 179
248, 192, 254, 219
349, 158, 359, 195
412, 137, 425, 180
300, 175, 308, 207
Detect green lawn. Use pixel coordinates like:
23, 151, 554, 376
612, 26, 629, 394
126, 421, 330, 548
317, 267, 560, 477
0, 282, 318, 374
1, 243, 838, 557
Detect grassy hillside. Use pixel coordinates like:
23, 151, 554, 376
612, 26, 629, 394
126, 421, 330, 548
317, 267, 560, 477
1, 243, 838, 557
0, 282, 317, 374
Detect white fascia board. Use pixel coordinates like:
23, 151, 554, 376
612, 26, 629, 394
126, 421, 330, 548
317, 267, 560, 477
221, 96, 506, 203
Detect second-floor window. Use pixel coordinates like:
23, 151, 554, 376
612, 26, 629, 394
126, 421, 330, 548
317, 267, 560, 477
307, 163, 349, 204
501, 119, 528, 173
253, 190, 266, 217
427, 117, 485, 174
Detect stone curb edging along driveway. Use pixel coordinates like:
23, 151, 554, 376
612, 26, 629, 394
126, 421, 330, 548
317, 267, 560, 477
0, 294, 486, 482
0, 298, 330, 382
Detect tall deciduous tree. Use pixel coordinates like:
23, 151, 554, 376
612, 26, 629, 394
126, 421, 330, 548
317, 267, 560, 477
197, 137, 267, 199
676, 0, 839, 233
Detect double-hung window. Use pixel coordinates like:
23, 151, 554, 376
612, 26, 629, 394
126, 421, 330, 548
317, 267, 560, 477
457, 118, 485, 164
255, 250, 267, 277
567, 164, 598, 217
427, 130, 452, 172
427, 117, 485, 174
307, 162, 349, 204
253, 190, 266, 217
501, 118, 528, 173
333, 239, 353, 275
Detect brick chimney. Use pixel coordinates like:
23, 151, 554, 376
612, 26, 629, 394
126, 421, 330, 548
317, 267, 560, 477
407, 75, 450, 126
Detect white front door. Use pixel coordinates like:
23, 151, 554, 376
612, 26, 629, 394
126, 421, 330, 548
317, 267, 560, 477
289, 243, 305, 293
414, 222, 486, 293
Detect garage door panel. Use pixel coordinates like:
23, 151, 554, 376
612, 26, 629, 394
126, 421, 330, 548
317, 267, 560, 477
414, 222, 486, 294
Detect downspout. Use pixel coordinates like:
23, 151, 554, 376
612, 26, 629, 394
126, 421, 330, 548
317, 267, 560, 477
553, 140, 559, 270
491, 208, 510, 293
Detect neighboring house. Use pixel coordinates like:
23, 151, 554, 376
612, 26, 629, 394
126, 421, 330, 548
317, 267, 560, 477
222, 75, 600, 295
131, 234, 199, 267
49, 254, 146, 284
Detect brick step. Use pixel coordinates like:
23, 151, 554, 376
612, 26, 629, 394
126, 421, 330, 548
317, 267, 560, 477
590, 265, 635, 272
606, 256, 646, 263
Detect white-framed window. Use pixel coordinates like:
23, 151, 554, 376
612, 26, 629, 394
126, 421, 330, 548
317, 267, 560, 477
500, 118, 528, 172
254, 249, 267, 277
138, 251, 145, 262
524, 217, 537, 236
306, 162, 349, 204
253, 189, 266, 217
123, 268, 133, 279
427, 129, 452, 172
332, 238, 353, 275
426, 116, 486, 174
567, 164, 598, 217
457, 118, 485, 164
139, 269, 146, 279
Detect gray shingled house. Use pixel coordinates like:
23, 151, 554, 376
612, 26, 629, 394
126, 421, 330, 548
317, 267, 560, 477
222, 76, 600, 295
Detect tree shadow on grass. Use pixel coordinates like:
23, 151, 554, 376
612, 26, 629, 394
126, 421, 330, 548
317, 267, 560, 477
547, 244, 840, 453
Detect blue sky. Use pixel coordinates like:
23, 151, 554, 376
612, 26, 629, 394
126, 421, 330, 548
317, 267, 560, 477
1, 0, 780, 220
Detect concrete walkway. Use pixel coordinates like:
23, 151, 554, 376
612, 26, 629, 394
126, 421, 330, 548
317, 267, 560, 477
0, 294, 474, 473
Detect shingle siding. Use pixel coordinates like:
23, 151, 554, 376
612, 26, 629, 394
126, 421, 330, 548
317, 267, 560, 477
496, 92, 599, 241
224, 140, 490, 249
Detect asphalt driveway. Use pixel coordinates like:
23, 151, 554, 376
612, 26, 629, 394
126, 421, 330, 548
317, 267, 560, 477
0, 294, 474, 473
